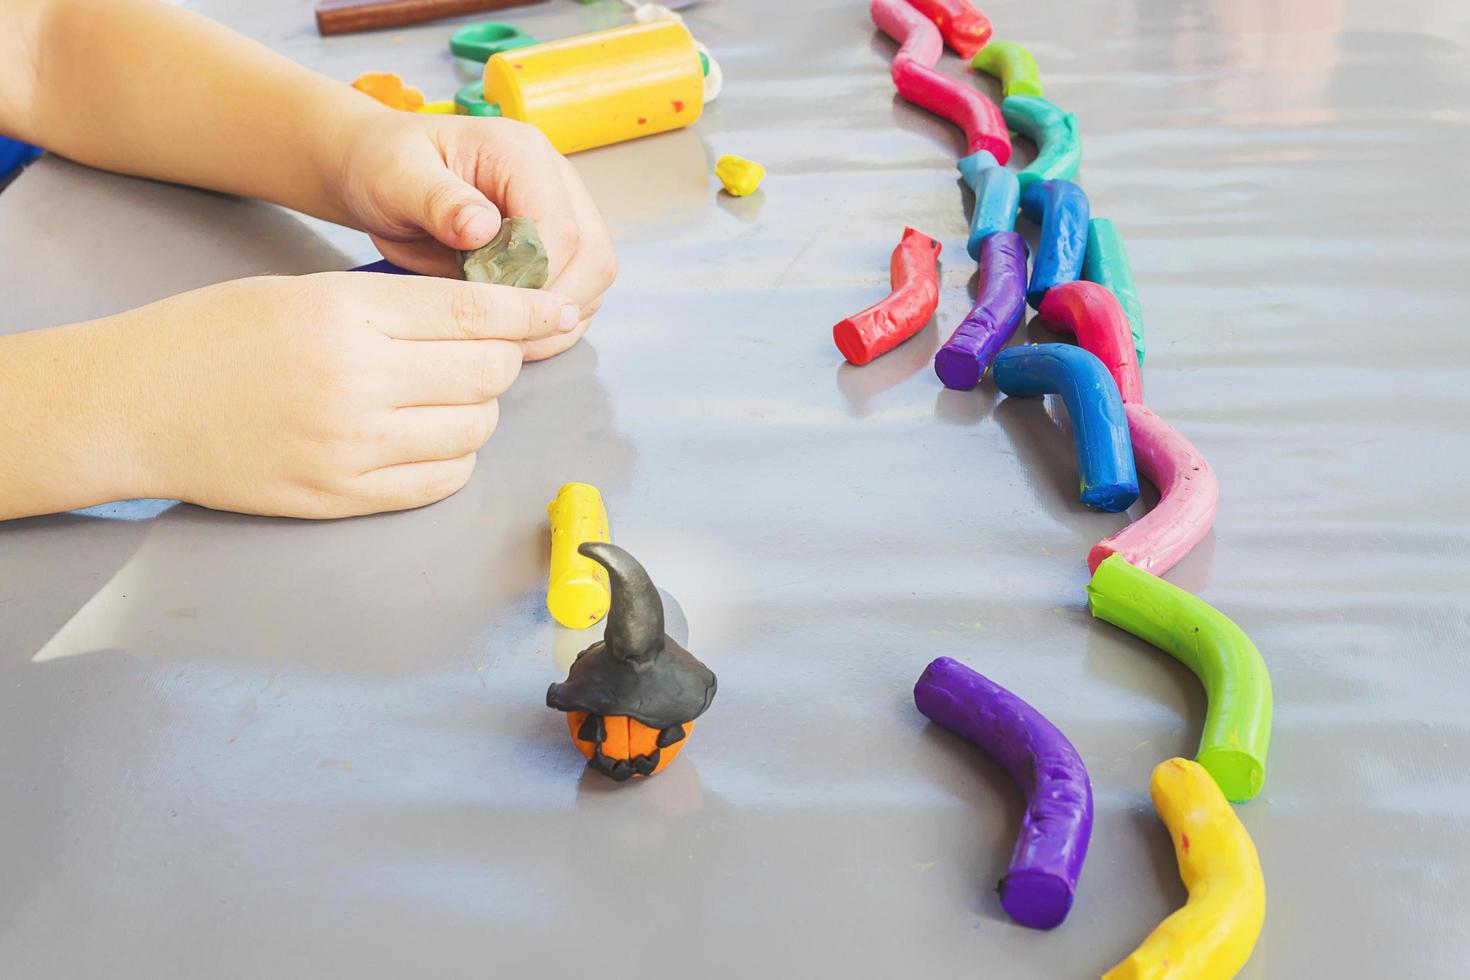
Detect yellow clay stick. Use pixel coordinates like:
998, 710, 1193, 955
547, 483, 611, 629
1104, 758, 1266, 980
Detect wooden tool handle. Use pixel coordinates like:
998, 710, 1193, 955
315, 0, 545, 37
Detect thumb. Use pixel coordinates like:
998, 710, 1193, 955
417, 174, 503, 251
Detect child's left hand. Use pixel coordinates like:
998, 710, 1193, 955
330, 110, 618, 361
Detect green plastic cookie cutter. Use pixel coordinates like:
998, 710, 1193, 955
449, 21, 539, 63
454, 79, 501, 116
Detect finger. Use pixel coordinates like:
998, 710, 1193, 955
413, 173, 504, 252
370, 235, 462, 278
349, 453, 480, 512
366, 401, 501, 468
349, 273, 579, 341
542, 155, 618, 313
522, 304, 598, 362
389, 338, 524, 406
482, 123, 582, 283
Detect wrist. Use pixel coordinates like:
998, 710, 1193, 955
298, 87, 393, 229
0, 318, 153, 519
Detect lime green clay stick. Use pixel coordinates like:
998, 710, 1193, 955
971, 41, 1043, 98
1086, 555, 1272, 803
1082, 218, 1147, 364
1002, 95, 1081, 192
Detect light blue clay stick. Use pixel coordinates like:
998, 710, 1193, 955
957, 150, 1021, 260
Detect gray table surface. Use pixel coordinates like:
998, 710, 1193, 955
3, 0, 1469, 976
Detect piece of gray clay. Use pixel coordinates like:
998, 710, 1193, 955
459, 216, 550, 288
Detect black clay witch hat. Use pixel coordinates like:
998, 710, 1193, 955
546, 543, 717, 730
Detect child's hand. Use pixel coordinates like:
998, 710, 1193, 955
331, 111, 617, 362
109, 272, 580, 519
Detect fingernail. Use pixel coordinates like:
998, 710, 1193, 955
558, 305, 580, 332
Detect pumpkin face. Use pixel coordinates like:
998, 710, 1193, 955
566, 711, 693, 781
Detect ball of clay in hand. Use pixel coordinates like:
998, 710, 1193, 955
459, 216, 550, 289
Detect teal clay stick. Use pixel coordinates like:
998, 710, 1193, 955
971, 41, 1043, 98
1082, 218, 1147, 364
1002, 95, 1081, 192
1086, 555, 1273, 803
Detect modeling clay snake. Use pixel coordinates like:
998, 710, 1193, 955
994, 344, 1139, 513
1081, 218, 1147, 364
890, 58, 1012, 163
971, 40, 1043, 97
1092, 405, 1220, 576
903, 0, 993, 58
1103, 758, 1266, 979
1020, 179, 1090, 309
1087, 555, 1272, 802
833, 227, 943, 365
1002, 95, 1081, 191
869, 0, 943, 69
956, 150, 1020, 260
1036, 281, 1142, 404
914, 657, 1093, 930
934, 231, 1027, 390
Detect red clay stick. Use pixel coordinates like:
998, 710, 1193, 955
833, 228, 943, 366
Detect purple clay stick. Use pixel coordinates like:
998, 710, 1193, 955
913, 656, 1094, 930
349, 258, 416, 275
933, 231, 1029, 390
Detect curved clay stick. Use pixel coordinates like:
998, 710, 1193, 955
833, 227, 942, 365
914, 657, 1093, 930
1036, 281, 1142, 403
956, 150, 1020, 260
1002, 95, 1081, 192
971, 40, 1042, 98
993, 344, 1139, 512
1020, 179, 1089, 310
890, 58, 1012, 163
1091, 404, 1220, 576
546, 483, 611, 629
1082, 218, 1147, 364
1103, 758, 1266, 979
934, 231, 1027, 390
903, 0, 993, 58
1087, 554, 1273, 802
869, 0, 943, 69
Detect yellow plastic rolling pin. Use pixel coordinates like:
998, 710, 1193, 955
483, 20, 704, 154
546, 483, 612, 629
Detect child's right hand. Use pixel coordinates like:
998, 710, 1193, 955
106, 272, 580, 519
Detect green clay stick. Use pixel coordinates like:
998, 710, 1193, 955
971, 41, 1043, 98
1082, 218, 1147, 365
460, 216, 549, 289
1001, 95, 1081, 192
1086, 554, 1272, 803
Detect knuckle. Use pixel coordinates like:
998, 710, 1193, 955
449, 286, 492, 337
477, 349, 519, 397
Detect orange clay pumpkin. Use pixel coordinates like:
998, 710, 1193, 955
566, 713, 694, 779
547, 543, 716, 783
350, 72, 426, 112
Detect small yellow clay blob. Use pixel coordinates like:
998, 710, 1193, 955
1104, 758, 1266, 980
351, 72, 425, 112
715, 154, 766, 197
546, 483, 611, 629
415, 100, 459, 115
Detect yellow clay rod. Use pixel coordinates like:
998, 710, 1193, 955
1104, 758, 1266, 980
546, 483, 612, 629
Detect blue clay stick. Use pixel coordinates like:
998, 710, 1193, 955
993, 343, 1139, 512
957, 150, 1021, 261
1021, 179, 1090, 310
